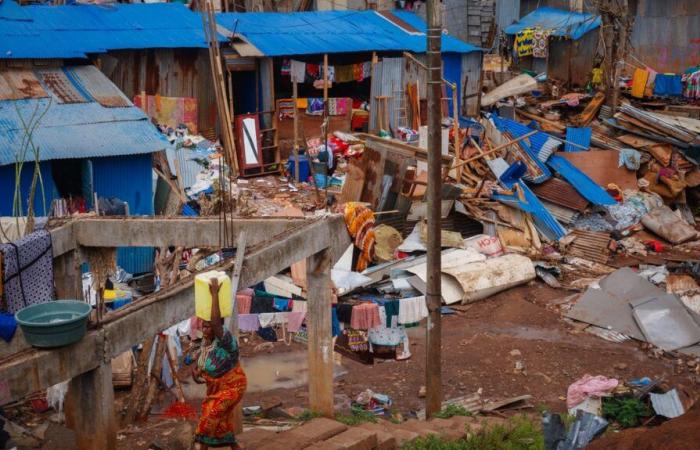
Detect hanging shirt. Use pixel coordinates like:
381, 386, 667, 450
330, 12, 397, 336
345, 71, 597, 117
368, 306, 407, 347
398, 296, 428, 325
515, 28, 535, 57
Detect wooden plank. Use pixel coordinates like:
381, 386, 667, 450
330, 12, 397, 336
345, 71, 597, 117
122, 337, 155, 426
72, 217, 307, 248
306, 248, 333, 416
65, 363, 117, 450
574, 92, 606, 126
339, 158, 366, 204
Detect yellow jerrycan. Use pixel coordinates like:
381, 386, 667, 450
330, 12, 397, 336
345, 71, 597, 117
194, 270, 232, 320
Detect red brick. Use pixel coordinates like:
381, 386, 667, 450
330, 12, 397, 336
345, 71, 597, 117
321, 427, 378, 450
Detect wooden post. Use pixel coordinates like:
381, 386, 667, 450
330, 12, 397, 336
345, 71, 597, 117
425, 0, 443, 418
293, 78, 300, 183
65, 363, 118, 450
228, 232, 247, 434
323, 54, 329, 103
306, 248, 333, 416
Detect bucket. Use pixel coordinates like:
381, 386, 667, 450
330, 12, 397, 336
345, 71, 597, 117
15, 300, 92, 348
287, 155, 310, 182
194, 271, 232, 321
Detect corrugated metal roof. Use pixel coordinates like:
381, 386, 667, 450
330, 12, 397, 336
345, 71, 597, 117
0, 1, 217, 59
504, 7, 601, 41
566, 229, 611, 264
215, 10, 481, 57
0, 65, 167, 166
565, 127, 592, 152
530, 177, 590, 212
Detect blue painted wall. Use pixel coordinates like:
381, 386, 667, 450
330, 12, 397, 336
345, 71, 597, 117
92, 153, 155, 274
0, 161, 57, 217
442, 53, 462, 117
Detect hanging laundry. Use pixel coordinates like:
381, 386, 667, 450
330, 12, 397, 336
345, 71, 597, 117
346, 329, 369, 352
398, 296, 428, 325
290, 60, 306, 83
644, 70, 657, 97
258, 312, 289, 328
286, 312, 306, 333
343, 202, 376, 272
336, 303, 354, 325
328, 97, 350, 116
515, 28, 535, 57
236, 291, 252, 314
0, 230, 53, 315
368, 307, 407, 347
292, 300, 307, 314
383, 299, 400, 327
273, 298, 292, 312
281, 58, 291, 76
653, 74, 683, 97
683, 70, 700, 99
350, 302, 381, 330
305, 63, 320, 83
331, 306, 341, 337
532, 29, 552, 58
631, 68, 649, 98
238, 314, 260, 332
362, 62, 372, 79
306, 98, 325, 115
335, 64, 355, 83
250, 297, 276, 314
321, 65, 335, 82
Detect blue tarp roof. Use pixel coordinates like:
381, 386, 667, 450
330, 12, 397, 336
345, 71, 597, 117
504, 7, 601, 41
0, 1, 215, 59
0, 65, 167, 166
215, 10, 481, 56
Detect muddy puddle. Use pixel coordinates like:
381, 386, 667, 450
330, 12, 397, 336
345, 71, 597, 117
181, 350, 347, 399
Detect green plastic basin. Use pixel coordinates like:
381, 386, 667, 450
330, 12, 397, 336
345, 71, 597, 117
15, 300, 92, 348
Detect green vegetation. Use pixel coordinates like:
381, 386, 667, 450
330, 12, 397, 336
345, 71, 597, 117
401, 415, 544, 450
297, 410, 323, 422
335, 406, 379, 426
433, 404, 474, 419
602, 397, 651, 428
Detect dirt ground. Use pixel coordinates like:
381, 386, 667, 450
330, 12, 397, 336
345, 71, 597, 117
103, 281, 700, 449
15, 281, 693, 449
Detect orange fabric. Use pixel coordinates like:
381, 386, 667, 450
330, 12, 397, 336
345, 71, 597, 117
195, 365, 247, 446
631, 68, 649, 98
343, 202, 376, 272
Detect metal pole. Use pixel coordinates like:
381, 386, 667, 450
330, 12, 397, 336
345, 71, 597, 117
425, 0, 443, 418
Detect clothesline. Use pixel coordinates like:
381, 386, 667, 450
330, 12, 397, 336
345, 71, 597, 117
282, 58, 372, 84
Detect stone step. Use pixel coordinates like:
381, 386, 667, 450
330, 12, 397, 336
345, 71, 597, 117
357, 421, 417, 447
257, 418, 348, 450
388, 418, 441, 439
305, 427, 378, 450
425, 417, 469, 441
237, 428, 278, 449
354, 423, 398, 450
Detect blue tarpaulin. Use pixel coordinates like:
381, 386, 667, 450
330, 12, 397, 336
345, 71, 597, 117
504, 7, 601, 41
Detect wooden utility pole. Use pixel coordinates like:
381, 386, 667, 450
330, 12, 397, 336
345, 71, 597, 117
425, 0, 443, 418
598, 0, 630, 113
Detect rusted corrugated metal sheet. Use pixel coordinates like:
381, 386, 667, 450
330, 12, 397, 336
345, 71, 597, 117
0, 70, 47, 100
70, 65, 130, 107
630, 0, 700, 73
105, 48, 217, 135
36, 68, 87, 104
566, 229, 612, 264
531, 177, 589, 212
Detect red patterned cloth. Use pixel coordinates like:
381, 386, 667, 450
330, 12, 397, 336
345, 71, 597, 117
195, 365, 247, 447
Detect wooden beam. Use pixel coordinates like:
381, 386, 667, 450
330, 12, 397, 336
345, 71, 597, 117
306, 247, 333, 416
65, 363, 117, 450
72, 217, 308, 248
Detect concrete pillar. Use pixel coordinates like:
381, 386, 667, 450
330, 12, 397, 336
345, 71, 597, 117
65, 363, 117, 450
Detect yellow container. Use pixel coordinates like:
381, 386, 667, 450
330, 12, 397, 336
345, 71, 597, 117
194, 271, 232, 320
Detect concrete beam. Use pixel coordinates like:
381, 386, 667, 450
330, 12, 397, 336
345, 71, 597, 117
103, 216, 349, 359
0, 331, 104, 405
72, 217, 309, 248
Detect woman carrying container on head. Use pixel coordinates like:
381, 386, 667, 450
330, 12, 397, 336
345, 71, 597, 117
192, 278, 247, 449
